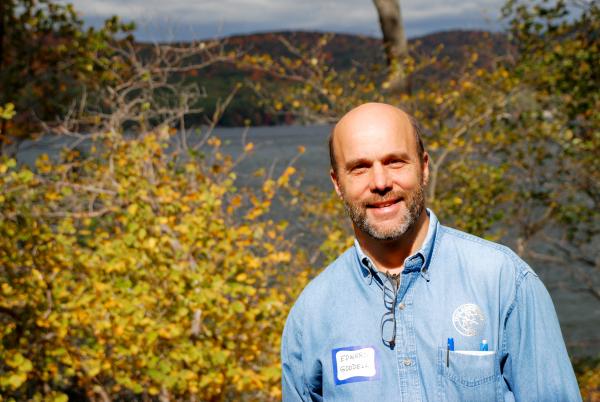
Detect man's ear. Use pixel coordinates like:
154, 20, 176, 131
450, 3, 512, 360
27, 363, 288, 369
330, 169, 343, 198
422, 152, 430, 186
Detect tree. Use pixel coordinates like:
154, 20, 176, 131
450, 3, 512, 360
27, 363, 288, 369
372, 0, 409, 91
0, 0, 134, 156
0, 12, 306, 401
0, 130, 305, 401
0, 2, 307, 399
498, 0, 599, 300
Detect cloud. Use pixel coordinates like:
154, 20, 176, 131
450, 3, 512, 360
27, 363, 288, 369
65, 0, 505, 41
404, 0, 501, 19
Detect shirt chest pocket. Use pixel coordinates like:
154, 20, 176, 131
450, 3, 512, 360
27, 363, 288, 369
437, 347, 500, 402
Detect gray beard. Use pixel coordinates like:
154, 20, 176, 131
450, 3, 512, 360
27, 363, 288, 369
341, 183, 425, 241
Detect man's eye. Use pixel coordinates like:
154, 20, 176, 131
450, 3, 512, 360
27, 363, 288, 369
388, 160, 405, 167
350, 165, 368, 174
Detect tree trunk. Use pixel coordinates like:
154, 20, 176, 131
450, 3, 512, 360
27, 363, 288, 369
372, 0, 408, 92
0, 2, 5, 69
0, 2, 7, 156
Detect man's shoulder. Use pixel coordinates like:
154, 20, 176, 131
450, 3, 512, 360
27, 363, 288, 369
304, 247, 358, 291
291, 247, 358, 310
436, 224, 536, 278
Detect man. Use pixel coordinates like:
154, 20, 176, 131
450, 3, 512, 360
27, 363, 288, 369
281, 103, 581, 401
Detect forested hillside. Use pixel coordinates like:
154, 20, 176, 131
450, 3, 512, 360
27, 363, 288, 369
175, 30, 509, 125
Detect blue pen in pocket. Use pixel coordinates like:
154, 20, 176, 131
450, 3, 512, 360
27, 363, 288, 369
447, 337, 454, 367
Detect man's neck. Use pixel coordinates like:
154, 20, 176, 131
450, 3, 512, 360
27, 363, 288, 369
356, 210, 430, 274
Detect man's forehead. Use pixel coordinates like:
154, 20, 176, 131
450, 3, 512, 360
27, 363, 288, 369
336, 102, 407, 126
333, 103, 414, 148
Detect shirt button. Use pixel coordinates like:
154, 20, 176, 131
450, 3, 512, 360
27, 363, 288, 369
403, 358, 412, 366
398, 303, 406, 310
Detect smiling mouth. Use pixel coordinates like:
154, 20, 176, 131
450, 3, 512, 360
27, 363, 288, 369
367, 198, 401, 209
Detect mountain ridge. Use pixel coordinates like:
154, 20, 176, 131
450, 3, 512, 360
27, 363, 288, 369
155, 29, 510, 125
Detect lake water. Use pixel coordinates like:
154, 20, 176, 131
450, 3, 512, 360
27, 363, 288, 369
16, 124, 600, 358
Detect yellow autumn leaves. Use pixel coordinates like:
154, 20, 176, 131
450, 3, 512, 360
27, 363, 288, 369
0, 131, 306, 401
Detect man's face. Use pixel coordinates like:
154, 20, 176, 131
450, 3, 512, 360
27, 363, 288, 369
330, 104, 429, 241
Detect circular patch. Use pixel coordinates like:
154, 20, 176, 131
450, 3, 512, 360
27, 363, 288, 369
452, 303, 485, 337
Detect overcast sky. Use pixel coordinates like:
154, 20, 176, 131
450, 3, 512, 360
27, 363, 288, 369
64, 0, 507, 42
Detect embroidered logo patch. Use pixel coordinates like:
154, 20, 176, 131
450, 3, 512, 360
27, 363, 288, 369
452, 303, 485, 336
331, 345, 380, 385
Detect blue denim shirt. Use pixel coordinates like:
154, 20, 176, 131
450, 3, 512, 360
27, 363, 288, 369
282, 210, 581, 401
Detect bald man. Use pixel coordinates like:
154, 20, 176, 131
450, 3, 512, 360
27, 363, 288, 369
281, 103, 580, 401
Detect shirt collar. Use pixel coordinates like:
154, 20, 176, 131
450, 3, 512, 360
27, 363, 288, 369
354, 208, 439, 282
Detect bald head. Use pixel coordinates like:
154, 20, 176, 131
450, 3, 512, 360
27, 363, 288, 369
329, 103, 425, 174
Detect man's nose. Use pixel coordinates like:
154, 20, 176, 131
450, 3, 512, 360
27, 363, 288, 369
369, 163, 392, 193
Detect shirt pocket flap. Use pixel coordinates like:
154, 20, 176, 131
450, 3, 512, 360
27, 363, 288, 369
440, 347, 499, 387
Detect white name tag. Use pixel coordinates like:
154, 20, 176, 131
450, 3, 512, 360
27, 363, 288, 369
332, 346, 379, 385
